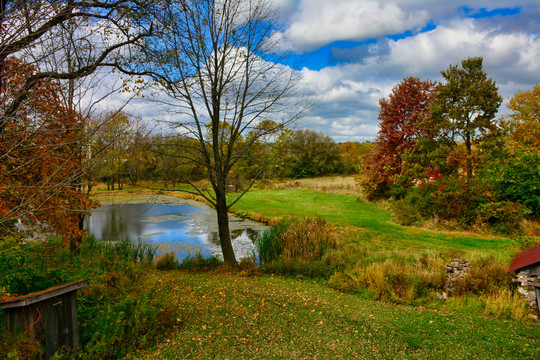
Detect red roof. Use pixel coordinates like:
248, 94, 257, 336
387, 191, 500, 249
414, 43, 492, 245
508, 244, 540, 273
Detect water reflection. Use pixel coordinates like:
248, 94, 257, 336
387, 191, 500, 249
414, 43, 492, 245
84, 196, 267, 260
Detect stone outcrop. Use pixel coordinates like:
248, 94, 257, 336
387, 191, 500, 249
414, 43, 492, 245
438, 259, 472, 300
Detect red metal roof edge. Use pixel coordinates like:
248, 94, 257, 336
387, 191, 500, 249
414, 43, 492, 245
508, 244, 540, 273
0, 280, 87, 309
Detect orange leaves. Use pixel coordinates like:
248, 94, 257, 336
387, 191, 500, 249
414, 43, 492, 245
1, 57, 95, 246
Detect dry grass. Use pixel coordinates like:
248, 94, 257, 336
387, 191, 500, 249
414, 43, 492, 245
273, 176, 359, 196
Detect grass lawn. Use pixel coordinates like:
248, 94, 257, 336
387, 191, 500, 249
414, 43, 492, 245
90, 180, 538, 359
129, 270, 539, 360
230, 189, 515, 259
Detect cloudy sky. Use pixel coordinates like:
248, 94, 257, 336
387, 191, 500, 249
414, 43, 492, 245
118, 0, 540, 142
265, 0, 540, 142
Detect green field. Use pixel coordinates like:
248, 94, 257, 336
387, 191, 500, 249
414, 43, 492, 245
230, 188, 514, 258
123, 185, 540, 359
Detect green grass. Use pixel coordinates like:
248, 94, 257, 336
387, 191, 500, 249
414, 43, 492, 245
85, 182, 539, 359
129, 271, 540, 360
231, 189, 515, 259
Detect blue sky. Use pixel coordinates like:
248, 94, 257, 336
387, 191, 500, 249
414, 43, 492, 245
116, 1, 540, 142
264, 0, 540, 142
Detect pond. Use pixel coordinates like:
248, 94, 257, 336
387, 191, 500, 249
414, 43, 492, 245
84, 194, 267, 260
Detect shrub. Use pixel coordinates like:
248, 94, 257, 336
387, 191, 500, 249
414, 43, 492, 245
77, 282, 178, 359
453, 261, 513, 296
177, 253, 223, 270
327, 272, 359, 293
156, 252, 178, 270
256, 219, 289, 265
280, 217, 339, 261
0, 330, 42, 360
390, 199, 422, 226
476, 201, 530, 235
0, 235, 176, 359
329, 252, 446, 304
256, 217, 339, 278
482, 149, 540, 217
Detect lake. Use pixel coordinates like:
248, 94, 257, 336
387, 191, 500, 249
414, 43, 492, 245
84, 194, 267, 260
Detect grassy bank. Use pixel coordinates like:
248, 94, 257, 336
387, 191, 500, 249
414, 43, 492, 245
230, 188, 515, 257
129, 270, 539, 360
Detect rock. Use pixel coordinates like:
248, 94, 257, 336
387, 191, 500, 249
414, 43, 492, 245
443, 259, 472, 297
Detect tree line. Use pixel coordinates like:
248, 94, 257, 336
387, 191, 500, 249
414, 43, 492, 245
358, 57, 539, 234
88, 116, 363, 190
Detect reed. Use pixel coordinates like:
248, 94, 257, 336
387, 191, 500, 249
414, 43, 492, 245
256, 216, 339, 267
81, 236, 157, 263
256, 219, 289, 264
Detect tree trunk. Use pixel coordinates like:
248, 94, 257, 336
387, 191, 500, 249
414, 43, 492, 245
465, 131, 472, 178
215, 190, 238, 267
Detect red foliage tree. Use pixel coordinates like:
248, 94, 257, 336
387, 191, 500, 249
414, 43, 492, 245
0, 58, 96, 247
358, 77, 438, 199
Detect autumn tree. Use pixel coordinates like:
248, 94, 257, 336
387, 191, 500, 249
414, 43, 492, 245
429, 57, 502, 177
339, 142, 361, 173
480, 85, 540, 217
0, 1, 153, 130
0, 58, 95, 246
88, 111, 133, 190
504, 84, 540, 149
358, 77, 438, 199
148, 0, 302, 266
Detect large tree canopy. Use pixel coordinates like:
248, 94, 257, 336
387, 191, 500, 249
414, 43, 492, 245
358, 77, 438, 200
0, 58, 95, 244
429, 57, 502, 177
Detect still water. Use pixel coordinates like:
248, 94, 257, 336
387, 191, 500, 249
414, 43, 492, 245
84, 195, 267, 260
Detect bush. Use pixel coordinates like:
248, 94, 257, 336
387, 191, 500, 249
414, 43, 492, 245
482, 149, 540, 217
389, 173, 530, 232
156, 252, 178, 270
0, 235, 177, 359
453, 261, 513, 296
177, 253, 223, 270
256, 220, 290, 265
76, 281, 178, 359
476, 201, 530, 235
390, 199, 422, 226
327, 252, 447, 304
256, 217, 339, 278
280, 217, 338, 261
0, 330, 42, 360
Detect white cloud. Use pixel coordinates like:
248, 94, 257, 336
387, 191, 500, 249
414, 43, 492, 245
292, 15, 540, 141
86, 1, 540, 142
381, 19, 540, 88
281, 0, 429, 52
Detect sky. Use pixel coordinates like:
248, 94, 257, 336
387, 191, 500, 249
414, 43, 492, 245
119, 0, 540, 142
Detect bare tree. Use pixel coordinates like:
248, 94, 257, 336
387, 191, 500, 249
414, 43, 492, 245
0, 0, 153, 133
149, 0, 303, 266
